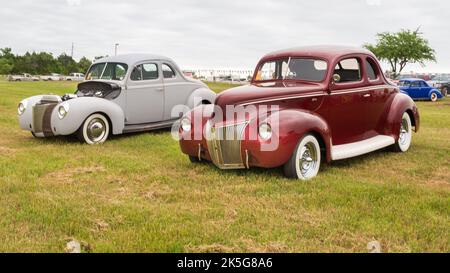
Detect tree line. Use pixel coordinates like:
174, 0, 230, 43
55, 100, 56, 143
0, 48, 94, 75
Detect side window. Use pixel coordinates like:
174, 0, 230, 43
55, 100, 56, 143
162, 64, 176, 78
130, 63, 158, 81
130, 65, 143, 81
333, 58, 361, 83
142, 63, 158, 80
410, 81, 420, 87
365, 58, 378, 80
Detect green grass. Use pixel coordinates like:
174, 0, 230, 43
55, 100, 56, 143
0, 79, 448, 253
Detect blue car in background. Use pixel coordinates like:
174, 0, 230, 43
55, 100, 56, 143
398, 78, 443, 102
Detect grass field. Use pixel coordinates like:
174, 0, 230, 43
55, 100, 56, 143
0, 79, 448, 253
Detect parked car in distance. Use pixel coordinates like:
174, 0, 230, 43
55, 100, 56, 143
18, 54, 216, 144
427, 74, 450, 96
179, 46, 420, 180
65, 73, 85, 81
398, 78, 443, 102
7, 73, 40, 81
40, 73, 63, 81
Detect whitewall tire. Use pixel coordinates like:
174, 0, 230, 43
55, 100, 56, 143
284, 134, 321, 180
393, 112, 412, 152
430, 92, 438, 102
77, 113, 110, 144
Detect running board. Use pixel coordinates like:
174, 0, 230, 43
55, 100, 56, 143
123, 120, 176, 133
331, 135, 395, 160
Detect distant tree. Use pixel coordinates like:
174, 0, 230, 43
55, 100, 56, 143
77, 57, 92, 73
57, 53, 78, 75
0, 58, 13, 74
364, 28, 436, 78
0, 48, 14, 74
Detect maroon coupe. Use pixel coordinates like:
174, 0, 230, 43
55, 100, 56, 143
178, 46, 420, 180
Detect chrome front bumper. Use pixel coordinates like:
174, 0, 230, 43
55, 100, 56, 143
205, 121, 248, 169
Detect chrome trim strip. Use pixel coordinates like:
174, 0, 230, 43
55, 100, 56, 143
238, 92, 326, 106
330, 85, 393, 95
237, 84, 394, 106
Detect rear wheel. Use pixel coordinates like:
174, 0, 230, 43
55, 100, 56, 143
284, 134, 321, 180
76, 113, 110, 144
392, 112, 412, 152
430, 92, 438, 102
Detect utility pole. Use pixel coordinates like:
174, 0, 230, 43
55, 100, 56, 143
71, 42, 74, 58
115, 43, 119, 56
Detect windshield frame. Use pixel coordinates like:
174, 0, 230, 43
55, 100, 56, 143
85, 62, 129, 81
252, 56, 329, 84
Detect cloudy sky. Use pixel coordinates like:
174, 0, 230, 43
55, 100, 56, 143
1, 0, 449, 72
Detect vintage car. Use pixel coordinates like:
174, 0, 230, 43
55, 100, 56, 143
178, 46, 420, 180
427, 74, 449, 97
7, 73, 40, 81
398, 78, 443, 101
18, 54, 216, 144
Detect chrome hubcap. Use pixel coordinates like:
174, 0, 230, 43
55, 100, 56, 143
399, 117, 409, 145
299, 142, 318, 178
87, 118, 106, 142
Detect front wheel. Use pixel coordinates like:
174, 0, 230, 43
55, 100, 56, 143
392, 112, 412, 152
430, 92, 438, 102
76, 113, 110, 144
284, 134, 321, 180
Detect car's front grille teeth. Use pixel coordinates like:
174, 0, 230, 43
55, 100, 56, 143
32, 100, 57, 136
206, 122, 247, 169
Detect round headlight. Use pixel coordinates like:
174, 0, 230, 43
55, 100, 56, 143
58, 105, 68, 119
181, 117, 191, 132
259, 123, 272, 140
17, 102, 26, 115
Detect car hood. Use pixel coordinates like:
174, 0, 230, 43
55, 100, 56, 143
215, 81, 326, 109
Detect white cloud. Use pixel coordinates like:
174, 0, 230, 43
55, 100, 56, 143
0, 0, 448, 72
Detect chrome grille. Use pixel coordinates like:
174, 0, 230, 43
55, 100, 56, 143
206, 121, 248, 169
32, 99, 58, 136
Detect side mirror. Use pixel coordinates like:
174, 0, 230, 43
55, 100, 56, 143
332, 74, 341, 83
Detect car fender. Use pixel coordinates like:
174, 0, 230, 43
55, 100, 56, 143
242, 109, 333, 167
186, 87, 216, 108
50, 97, 125, 136
18, 95, 62, 131
428, 88, 443, 98
384, 92, 420, 140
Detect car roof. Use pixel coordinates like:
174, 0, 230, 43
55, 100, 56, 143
94, 54, 175, 65
261, 45, 376, 61
399, 78, 424, 82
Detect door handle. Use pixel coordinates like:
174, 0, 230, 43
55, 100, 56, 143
363, 93, 371, 98
156, 87, 164, 92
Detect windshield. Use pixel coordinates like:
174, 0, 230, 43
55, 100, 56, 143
86, 62, 128, 81
254, 58, 328, 82
398, 81, 409, 86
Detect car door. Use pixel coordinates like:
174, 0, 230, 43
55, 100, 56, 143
419, 81, 431, 98
125, 62, 164, 124
328, 56, 370, 145
409, 81, 421, 98
364, 57, 392, 135
161, 63, 193, 120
